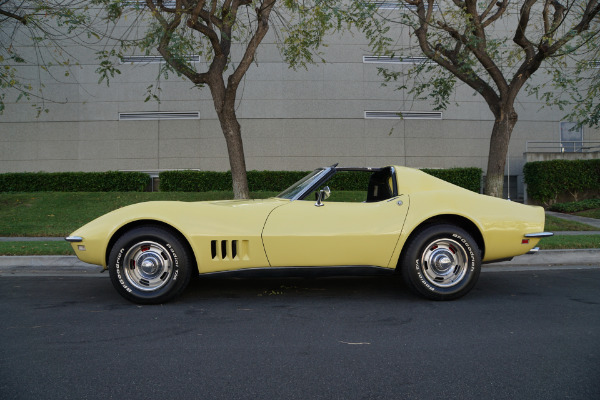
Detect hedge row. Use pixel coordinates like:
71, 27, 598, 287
0, 171, 150, 192
524, 159, 600, 204
159, 170, 311, 192
160, 167, 482, 192
550, 198, 600, 213
0, 167, 483, 193
421, 168, 482, 193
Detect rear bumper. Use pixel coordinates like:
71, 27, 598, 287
525, 232, 554, 238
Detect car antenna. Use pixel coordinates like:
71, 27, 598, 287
329, 163, 339, 168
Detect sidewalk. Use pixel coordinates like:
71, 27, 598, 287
546, 211, 600, 229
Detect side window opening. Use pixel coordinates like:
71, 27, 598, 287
306, 168, 396, 203
366, 170, 394, 202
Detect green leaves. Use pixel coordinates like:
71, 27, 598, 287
95, 50, 122, 86
524, 160, 600, 205
0, 172, 150, 192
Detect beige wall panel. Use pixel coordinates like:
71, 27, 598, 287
324, 63, 364, 81
196, 138, 228, 158
244, 63, 284, 81
323, 81, 366, 101
365, 136, 406, 157
240, 119, 285, 138
37, 140, 78, 160
158, 158, 204, 170
115, 121, 157, 140
405, 137, 489, 158
158, 120, 202, 139
364, 156, 407, 168
281, 118, 364, 138
158, 138, 201, 159
243, 137, 284, 157
197, 157, 233, 171
586, 127, 600, 141
242, 80, 284, 100
78, 140, 119, 160
79, 102, 117, 122
0, 141, 37, 161
283, 64, 325, 81
79, 121, 120, 141
117, 139, 158, 160
283, 81, 324, 100
78, 158, 158, 172
405, 156, 488, 170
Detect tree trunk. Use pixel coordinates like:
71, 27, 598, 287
219, 113, 250, 199
485, 106, 518, 198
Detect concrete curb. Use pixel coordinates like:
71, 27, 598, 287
490, 249, 600, 267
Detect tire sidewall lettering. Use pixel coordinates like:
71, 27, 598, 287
114, 248, 132, 293
166, 243, 179, 281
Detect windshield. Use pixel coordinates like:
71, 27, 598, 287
276, 169, 327, 200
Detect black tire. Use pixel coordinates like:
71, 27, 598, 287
108, 226, 193, 304
400, 224, 481, 300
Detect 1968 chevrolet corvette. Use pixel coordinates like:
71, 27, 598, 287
66, 165, 551, 304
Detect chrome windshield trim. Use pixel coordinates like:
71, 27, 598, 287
524, 232, 554, 238
290, 168, 332, 201
65, 236, 83, 243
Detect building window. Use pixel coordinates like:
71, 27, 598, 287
560, 122, 583, 152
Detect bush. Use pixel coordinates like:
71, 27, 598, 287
0, 171, 150, 192
421, 167, 482, 193
160, 167, 482, 192
524, 159, 600, 205
159, 170, 232, 192
549, 199, 600, 213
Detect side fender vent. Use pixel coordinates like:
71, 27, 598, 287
211, 240, 249, 261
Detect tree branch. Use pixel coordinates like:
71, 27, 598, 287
0, 7, 28, 25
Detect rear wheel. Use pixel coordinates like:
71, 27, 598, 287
400, 224, 481, 300
108, 226, 193, 304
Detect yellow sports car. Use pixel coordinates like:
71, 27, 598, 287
66, 165, 551, 304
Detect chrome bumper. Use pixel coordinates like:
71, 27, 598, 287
527, 247, 540, 254
525, 232, 554, 238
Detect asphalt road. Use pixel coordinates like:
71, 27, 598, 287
1, 268, 599, 400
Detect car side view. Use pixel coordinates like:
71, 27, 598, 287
66, 165, 552, 304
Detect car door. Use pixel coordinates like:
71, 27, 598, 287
261, 195, 409, 268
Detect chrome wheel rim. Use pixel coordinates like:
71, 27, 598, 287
123, 241, 173, 292
420, 238, 468, 288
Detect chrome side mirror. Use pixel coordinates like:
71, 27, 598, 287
315, 186, 331, 207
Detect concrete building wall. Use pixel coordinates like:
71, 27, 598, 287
1, 19, 599, 200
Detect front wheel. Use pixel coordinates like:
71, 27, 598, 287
108, 226, 193, 304
400, 225, 481, 300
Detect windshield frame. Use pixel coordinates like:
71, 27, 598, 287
276, 167, 334, 201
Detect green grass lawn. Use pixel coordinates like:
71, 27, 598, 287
0, 191, 365, 237
0, 241, 74, 256
0, 192, 598, 255
537, 235, 600, 250
575, 208, 600, 220
0, 191, 278, 237
544, 215, 598, 231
